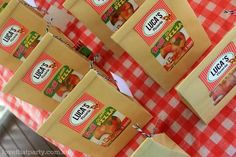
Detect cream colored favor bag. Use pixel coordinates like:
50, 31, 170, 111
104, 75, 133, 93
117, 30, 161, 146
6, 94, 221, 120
112, 0, 211, 91
0, 0, 73, 72
3, 33, 103, 111
176, 27, 236, 123
131, 133, 189, 157
37, 69, 152, 157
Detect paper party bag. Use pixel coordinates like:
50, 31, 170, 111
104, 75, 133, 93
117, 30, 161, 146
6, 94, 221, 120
131, 133, 189, 157
3, 33, 103, 112
37, 69, 152, 157
0, 0, 73, 72
63, 0, 146, 56
176, 27, 236, 124
112, 0, 211, 91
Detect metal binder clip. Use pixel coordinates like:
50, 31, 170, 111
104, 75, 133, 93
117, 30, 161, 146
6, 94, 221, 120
224, 10, 236, 15
46, 18, 53, 33
89, 55, 117, 83
89, 54, 100, 69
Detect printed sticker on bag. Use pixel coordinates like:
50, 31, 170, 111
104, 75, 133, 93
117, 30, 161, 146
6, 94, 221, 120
60, 93, 104, 133
87, 0, 113, 14
135, 0, 176, 46
151, 21, 194, 71
23, 53, 61, 91
0, 18, 28, 54
44, 65, 83, 102
13, 31, 41, 61
82, 106, 131, 147
101, 0, 139, 32
199, 42, 236, 105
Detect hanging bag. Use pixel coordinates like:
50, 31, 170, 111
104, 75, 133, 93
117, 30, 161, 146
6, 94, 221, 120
112, 0, 211, 91
0, 0, 73, 72
37, 69, 152, 157
176, 27, 236, 123
3, 33, 103, 111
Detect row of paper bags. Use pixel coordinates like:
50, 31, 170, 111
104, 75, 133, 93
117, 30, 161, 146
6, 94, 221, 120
0, 0, 235, 156
62, 0, 235, 124
0, 0, 191, 156
0, 0, 153, 156
63, 0, 211, 91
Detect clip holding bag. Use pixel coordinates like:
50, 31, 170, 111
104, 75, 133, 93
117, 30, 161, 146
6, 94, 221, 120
3, 32, 103, 112
111, 0, 211, 91
0, 0, 74, 72
176, 27, 236, 124
37, 69, 152, 157
63, 0, 145, 56
131, 133, 189, 157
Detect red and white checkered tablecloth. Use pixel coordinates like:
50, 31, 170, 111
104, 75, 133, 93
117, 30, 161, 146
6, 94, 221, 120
0, 0, 235, 156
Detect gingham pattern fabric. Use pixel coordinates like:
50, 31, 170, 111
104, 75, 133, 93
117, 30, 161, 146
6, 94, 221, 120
0, 0, 235, 157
